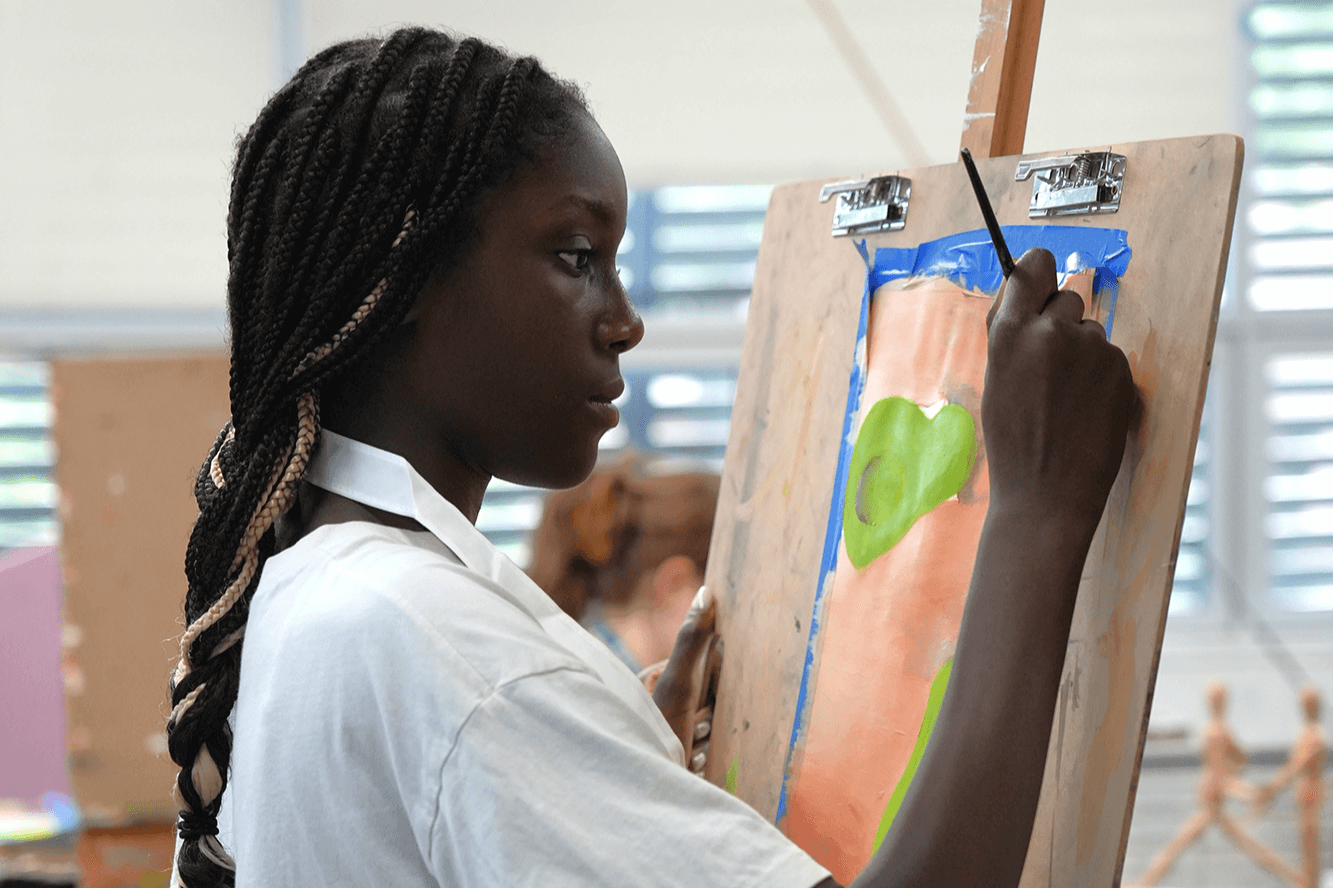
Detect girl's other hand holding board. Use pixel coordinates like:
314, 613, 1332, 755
645, 586, 723, 773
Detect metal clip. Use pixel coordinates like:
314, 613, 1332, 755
1014, 151, 1126, 218
819, 175, 911, 236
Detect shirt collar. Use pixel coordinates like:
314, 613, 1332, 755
302, 430, 504, 583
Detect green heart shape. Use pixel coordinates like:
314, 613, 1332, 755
843, 396, 977, 570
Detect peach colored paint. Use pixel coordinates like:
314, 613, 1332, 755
783, 271, 1101, 884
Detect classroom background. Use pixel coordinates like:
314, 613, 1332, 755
1, 0, 1330, 886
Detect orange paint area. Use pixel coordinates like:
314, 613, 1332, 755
782, 270, 1102, 884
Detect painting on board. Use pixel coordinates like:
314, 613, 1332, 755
777, 226, 1132, 884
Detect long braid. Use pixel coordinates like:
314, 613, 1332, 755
168, 29, 588, 887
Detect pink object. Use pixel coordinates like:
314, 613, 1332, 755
0, 545, 70, 803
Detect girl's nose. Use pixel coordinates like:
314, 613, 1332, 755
602, 292, 645, 354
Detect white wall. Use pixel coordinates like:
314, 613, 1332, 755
0, 0, 1242, 310
0, 1, 271, 310
311, 0, 1243, 181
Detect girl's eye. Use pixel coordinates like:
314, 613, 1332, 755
558, 248, 592, 271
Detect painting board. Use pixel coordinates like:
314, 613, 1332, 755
702, 134, 1243, 887
53, 353, 230, 825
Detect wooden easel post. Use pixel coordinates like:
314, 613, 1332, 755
959, 0, 1046, 159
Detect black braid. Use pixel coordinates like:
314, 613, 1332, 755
169, 28, 588, 888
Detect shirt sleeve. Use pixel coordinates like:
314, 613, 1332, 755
428, 666, 831, 888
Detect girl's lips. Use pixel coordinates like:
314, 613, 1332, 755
588, 396, 620, 428
593, 377, 626, 403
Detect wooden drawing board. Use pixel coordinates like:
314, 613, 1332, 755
702, 134, 1242, 887
54, 353, 230, 825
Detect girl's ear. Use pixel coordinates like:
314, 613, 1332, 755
569, 472, 628, 564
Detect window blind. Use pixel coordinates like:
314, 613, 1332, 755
0, 362, 57, 553
1245, 2, 1333, 311
1171, 409, 1212, 615
1263, 352, 1333, 611
1245, 1, 1333, 611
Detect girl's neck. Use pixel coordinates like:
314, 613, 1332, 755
318, 326, 493, 525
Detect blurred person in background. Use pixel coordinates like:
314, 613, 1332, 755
528, 456, 720, 675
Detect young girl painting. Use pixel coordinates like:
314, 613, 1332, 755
167, 28, 1137, 888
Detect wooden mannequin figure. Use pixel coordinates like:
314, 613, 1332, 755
1133, 681, 1302, 887
1254, 686, 1327, 888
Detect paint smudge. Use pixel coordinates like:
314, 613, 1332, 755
872, 657, 953, 853
843, 396, 977, 569
726, 759, 740, 795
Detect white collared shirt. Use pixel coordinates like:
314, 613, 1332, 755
216, 432, 830, 888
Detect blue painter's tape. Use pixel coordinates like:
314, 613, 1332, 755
775, 241, 872, 825
873, 225, 1129, 335
870, 225, 1131, 295
773, 225, 1131, 826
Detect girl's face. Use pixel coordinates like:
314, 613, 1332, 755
406, 113, 643, 490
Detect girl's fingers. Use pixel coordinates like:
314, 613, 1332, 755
700, 636, 723, 710
694, 703, 714, 742
690, 739, 710, 774
669, 586, 716, 667
990, 248, 1058, 330
1042, 289, 1086, 326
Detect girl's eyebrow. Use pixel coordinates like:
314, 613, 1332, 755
558, 194, 619, 226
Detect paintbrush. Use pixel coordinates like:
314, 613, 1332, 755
960, 148, 1015, 278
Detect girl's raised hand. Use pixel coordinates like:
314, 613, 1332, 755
983, 248, 1138, 540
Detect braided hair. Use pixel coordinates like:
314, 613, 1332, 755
168, 29, 588, 887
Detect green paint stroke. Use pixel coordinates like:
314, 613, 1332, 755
872, 658, 953, 854
725, 759, 740, 795
843, 397, 976, 570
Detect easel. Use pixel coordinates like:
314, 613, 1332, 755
701, 1, 1243, 886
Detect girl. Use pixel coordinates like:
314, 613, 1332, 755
168, 27, 1136, 888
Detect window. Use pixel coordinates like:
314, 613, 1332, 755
1171, 408, 1212, 616
624, 185, 769, 318
1245, 4, 1333, 313
1225, 0, 1333, 613
1262, 352, 1333, 610
0, 362, 57, 553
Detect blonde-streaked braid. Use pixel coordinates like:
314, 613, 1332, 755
169, 202, 421, 859
176, 206, 416, 690
175, 205, 416, 687
174, 391, 317, 683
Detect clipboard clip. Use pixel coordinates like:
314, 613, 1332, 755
1014, 151, 1126, 218
819, 175, 911, 236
